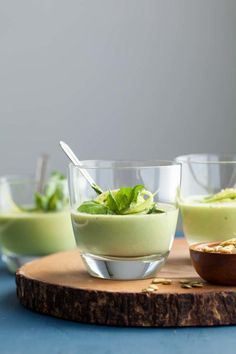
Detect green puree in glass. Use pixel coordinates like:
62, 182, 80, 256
72, 205, 178, 257
0, 211, 75, 255
0, 172, 76, 256
180, 188, 236, 245
72, 185, 178, 257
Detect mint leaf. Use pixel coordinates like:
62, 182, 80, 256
109, 185, 144, 214
114, 187, 133, 212
106, 191, 119, 213
78, 185, 164, 216
16, 172, 70, 213
130, 185, 144, 203
47, 189, 64, 211
147, 204, 165, 214
44, 172, 66, 197
78, 201, 114, 215
33, 172, 69, 212
35, 192, 48, 211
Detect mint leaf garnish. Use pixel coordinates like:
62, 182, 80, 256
130, 184, 145, 203
35, 193, 48, 211
17, 172, 69, 212
147, 204, 165, 214
107, 191, 119, 213
105, 185, 144, 214
113, 187, 133, 212
78, 201, 114, 214
34, 172, 69, 212
78, 184, 165, 216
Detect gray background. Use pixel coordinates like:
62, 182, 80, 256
0, 0, 236, 175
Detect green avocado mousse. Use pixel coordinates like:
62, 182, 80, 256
65, 150, 181, 279
0, 172, 75, 272
180, 188, 236, 245
71, 185, 178, 259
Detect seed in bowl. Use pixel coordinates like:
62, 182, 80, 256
201, 238, 236, 254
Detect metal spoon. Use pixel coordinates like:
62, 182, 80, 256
59, 141, 103, 195
35, 153, 49, 193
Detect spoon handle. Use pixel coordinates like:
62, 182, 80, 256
60, 141, 103, 194
35, 154, 49, 193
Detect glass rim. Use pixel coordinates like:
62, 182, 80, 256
0, 174, 36, 185
69, 159, 181, 170
176, 153, 236, 164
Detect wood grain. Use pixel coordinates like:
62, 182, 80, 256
16, 239, 236, 327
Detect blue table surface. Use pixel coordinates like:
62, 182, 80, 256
1, 236, 236, 354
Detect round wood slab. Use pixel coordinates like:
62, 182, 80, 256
16, 239, 236, 327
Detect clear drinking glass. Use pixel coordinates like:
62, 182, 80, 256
0, 176, 75, 272
176, 154, 236, 245
69, 160, 181, 280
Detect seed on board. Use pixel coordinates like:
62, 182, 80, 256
146, 287, 155, 292
142, 287, 155, 293
152, 278, 166, 284
161, 280, 172, 285
141, 288, 148, 293
152, 278, 172, 285
149, 284, 159, 290
181, 284, 192, 289
179, 279, 190, 284
191, 283, 204, 288
189, 280, 204, 285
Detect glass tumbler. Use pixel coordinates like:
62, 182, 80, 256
176, 154, 236, 245
0, 175, 75, 272
69, 160, 181, 280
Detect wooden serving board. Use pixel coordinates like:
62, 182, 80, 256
16, 239, 236, 327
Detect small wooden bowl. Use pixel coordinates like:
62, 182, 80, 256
190, 242, 236, 286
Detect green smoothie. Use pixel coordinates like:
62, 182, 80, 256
72, 203, 178, 258
0, 210, 75, 256
180, 190, 236, 245
0, 172, 76, 260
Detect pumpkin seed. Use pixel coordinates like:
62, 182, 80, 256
161, 279, 172, 285
142, 287, 155, 293
179, 279, 190, 284
181, 284, 192, 289
191, 283, 204, 288
152, 278, 166, 284
152, 278, 172, 285
149, 284, 159, 290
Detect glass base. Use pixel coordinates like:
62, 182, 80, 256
81, 252, 169, 280
1, 252, 38, 273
